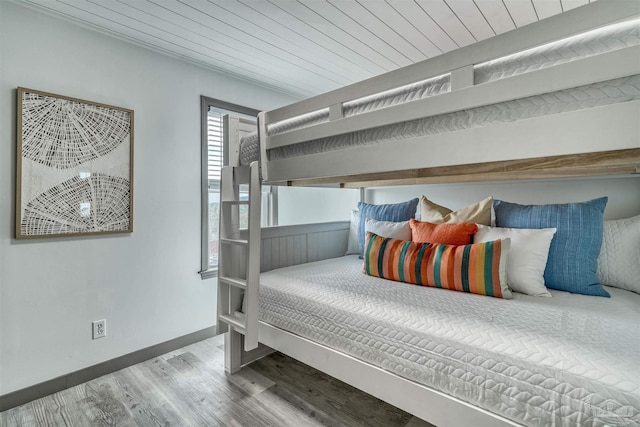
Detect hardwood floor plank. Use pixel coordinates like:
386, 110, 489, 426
251, 352, 412, 427
173, 338, 276, 397
30, 395, 67, 427
42, 391, 91, 426
0, 335, 433, 427
60, 382, 89, 404
152, 351, 276, 426
76, 378, 136, 427
133, 357, 226, 426
224, 365, 275, 397
133, 402, 183, 427
126, 362, 209, 427
109, 365, 182, 427
405, 416, 437, 427
251, 383, 341, 426
166, 351, 287, 427
162, 353, 248, 425
0, 403, 37, 427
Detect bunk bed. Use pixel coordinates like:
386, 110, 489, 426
216, 2, 640, 426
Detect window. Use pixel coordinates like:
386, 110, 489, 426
200, 97, 359, 279
276, 186, 359, 226
200, 96, 259, 279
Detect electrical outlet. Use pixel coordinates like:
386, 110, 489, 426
92, 319, 106, 339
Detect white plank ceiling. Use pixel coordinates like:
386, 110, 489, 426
16, 0, 598, 98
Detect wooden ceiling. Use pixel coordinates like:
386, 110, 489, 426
17, 0, 597, 98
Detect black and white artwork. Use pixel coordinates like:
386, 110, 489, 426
16, 88, 133, 238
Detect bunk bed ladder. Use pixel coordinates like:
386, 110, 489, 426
216, 161, 261, 351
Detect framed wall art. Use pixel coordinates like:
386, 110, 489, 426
16, 87, 134, 239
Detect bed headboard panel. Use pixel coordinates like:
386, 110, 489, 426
260, 222, 349, 272
236, 222, 349, 273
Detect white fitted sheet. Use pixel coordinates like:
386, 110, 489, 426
258, 256, 640, 427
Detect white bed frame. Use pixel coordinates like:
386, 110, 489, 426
218, 3, 640, 426
258, 0, 639, 186
224, 222, 518, 426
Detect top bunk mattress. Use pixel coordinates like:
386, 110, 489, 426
239, 19, 640, 167
258, 255, 640, 427
238, 72, 451, 166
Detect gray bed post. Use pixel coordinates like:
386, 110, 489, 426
221, 114, 245, 374
225, 329, 243, 374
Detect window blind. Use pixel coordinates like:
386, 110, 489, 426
207, 109, 223, 187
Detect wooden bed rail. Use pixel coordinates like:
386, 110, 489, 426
263, 1, 639, 126
284, 149, 640, 188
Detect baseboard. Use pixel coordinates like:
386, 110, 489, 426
0, 326, 217, 412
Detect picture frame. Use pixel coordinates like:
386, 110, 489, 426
16, 87, 134, 239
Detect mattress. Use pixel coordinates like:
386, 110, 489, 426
258, 256, 640, 427
238, 19, 640, 166
238, 73, 451, 166
475, 19, 640, 84
269, 73, 452, 137
239, 74, 640, 166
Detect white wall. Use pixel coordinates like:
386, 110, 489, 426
0, 2, 298, 395
276, 186, 360, 226
368, 176, 640, 220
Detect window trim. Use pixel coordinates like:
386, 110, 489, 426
200, 96, 260, 280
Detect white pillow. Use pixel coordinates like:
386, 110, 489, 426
597, 215, 640, 294
474, 225, 556, 297
346, 209, 360, 255
365, 218, 411, 241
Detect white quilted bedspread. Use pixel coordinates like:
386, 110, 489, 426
258, 256, 640, 427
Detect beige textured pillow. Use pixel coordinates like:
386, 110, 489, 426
420, 195, 492, 225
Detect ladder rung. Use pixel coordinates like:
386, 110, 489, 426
219, 276, 246, 289
221, 200, 249, 205
219, 313, 246, 334
220, 238, 248, 246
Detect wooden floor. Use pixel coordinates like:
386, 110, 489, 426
1, 334, 435, 426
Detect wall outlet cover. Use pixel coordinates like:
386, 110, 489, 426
92, 319, 106, 339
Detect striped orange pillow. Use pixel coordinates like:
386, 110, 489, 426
364, 232, 512, 299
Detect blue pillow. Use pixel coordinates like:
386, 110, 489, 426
493, 197, 609, 297
357, 198, 419, 258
